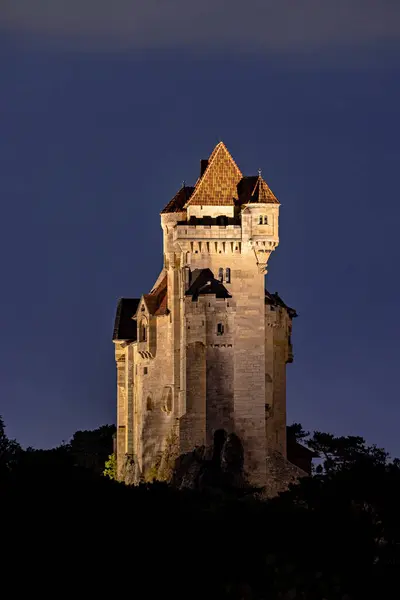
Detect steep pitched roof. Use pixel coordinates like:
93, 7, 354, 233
113, 298, 140, 341
265, 289, 297, 318
185, 142, 243, 207
186, 268, 231, 300
238, 175, 279, 205
161, 185, 195, 214
142, 274, 169, 316
251, 175, 279, 204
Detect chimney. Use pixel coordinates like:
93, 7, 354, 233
200, 159, 208, 177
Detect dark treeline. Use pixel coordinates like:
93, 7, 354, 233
1, 416, 399, 599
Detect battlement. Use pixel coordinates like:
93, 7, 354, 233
175, 224, 242, 241
114, 141, 297, 491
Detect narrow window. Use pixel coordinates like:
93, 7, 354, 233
263, 215, 268, 225
225, 267, 231, 283
144, 367, 148, 375
218, 267, 223, 282
259, 215, 263, 225
217, 323, 224, 336
139, 321, 147, 342
146, 395, 153, 411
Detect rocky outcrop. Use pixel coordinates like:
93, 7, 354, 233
172, 430, 250, 493
264, 449, 308, 498
121, 454, 142, 486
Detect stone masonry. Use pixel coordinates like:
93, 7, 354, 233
112, 142, 302, 490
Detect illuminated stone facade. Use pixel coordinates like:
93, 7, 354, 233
113, 142, 301, 489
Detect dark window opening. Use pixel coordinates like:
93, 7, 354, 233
144, 367, 148, 375
217, 323, 224, 336
259, 215, 263, 224
139, 321, 147, 342
217, 216, 228, 226
225, 267, 231, 283
264, 215, 268, 225
218, 267, 223, 282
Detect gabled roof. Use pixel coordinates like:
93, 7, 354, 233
248, 175, 279, 205
161, 142, 280, 213
185, 268, 231, 300
265, 289, 297, 318
142, 274, 169, 316
185, 142, 243, 207
161, 185, 195, 214
237, 175, 279, 205
113, 298, 140, 341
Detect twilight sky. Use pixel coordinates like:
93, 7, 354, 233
1, 2, 400, 454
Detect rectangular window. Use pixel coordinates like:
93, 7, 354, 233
225, 267, 231, 283
144, 367, 148, 375
217, 323, 224, 336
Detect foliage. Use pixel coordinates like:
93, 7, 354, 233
305, 430, 389, 475
103, 453, 117, 480
1, 415, 400, 599
69, 424, 116, 476
144, 461, 160, 483
0, 416, 22, 477
287, 422, 310, 443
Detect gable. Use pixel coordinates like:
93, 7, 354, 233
185, 142, 243, 207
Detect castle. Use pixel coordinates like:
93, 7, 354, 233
113, 142, 309, 491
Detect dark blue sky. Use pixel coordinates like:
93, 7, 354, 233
1, 4, 400, 454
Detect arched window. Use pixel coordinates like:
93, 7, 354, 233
218, 267, 223, 282
139, 319, 147, 342
259, 215, 263, 225
225, 267, 231, 283
217, 323, 224, 336
263, 215, 268, 225
146, 395, 153, 411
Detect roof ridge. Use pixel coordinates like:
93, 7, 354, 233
185, 142, 243, 208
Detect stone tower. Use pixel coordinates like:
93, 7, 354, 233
113, 142, 300, 490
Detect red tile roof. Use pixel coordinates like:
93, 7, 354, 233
185, 142, 243, 207
143, 274, 168, 316
161, 142, 279, 213
161, 186, 194, 214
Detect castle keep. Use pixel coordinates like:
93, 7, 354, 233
113, 142, 304, 490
